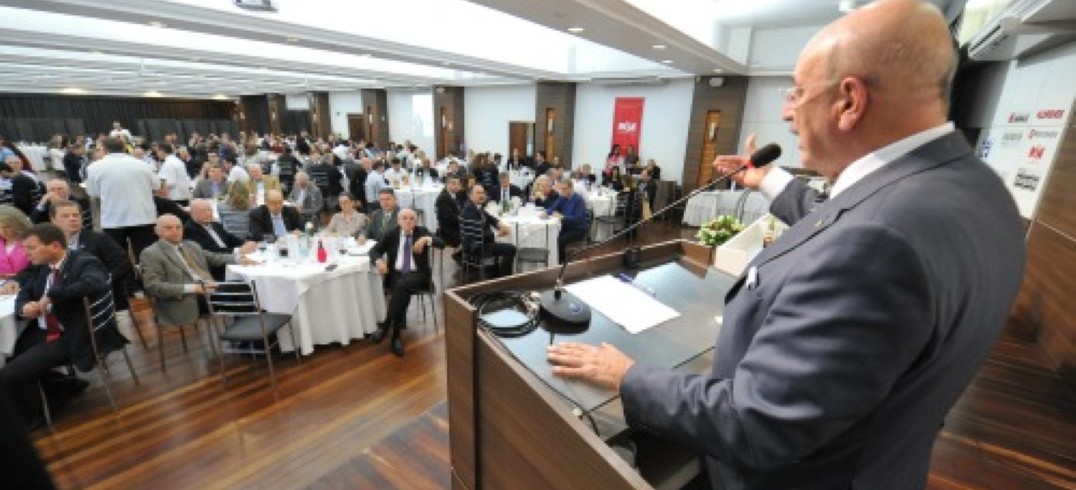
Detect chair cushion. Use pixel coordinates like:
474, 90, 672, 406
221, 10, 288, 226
220, 313, 292, 341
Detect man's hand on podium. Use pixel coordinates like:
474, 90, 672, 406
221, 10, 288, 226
547, 342, 636, 390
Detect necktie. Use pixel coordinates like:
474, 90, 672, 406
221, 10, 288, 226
402, 234, 413, 273
272, 214, 287, 236
178, 245, 215, 283
44, 268, 63, 343
382, 213, 391, 238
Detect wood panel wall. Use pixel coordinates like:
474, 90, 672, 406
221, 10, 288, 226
1008, 98, 1076, 388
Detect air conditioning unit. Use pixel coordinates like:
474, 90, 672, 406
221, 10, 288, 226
233, 0, 277, 12
966, 0, 1076, 61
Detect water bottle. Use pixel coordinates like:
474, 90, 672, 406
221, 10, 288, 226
298, 236, 309, 259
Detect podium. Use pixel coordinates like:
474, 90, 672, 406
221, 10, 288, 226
445, 240, 738, 489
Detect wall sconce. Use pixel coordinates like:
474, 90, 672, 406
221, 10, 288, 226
547, 118, 554, 134
708, 122, 717, 142
447, 121, 454, 131
441, 114, 448, 128
271, 111, 277, 120
368, 113, 373, 124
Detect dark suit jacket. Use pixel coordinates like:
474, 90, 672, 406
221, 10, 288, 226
154, 196, 191, 223
247, 205, 303, 242
15, 251, 126, 372
11, 174, 41, 217
369, 226, 443, 289
183, 221, 245, 280
489, 184, 523, 204
434, 189, 464, 247
619, 132, 1026, 489
71, 231, 134, 311
367, 207, 401, 243
30, 196, 92, 231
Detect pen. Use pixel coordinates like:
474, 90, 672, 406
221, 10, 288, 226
616, 273, 655, 297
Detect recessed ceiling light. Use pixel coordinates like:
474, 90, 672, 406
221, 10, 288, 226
567, 27, 585, 33
713, 68, 723, 73
661, 59, 674, 64
144, 91, 164, 97
652, 44, 666, 50
148, 21, 167, 28
60, 87, 86, 94
213, 94, 229, 100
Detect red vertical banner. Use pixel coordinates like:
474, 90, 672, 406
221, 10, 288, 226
611, 97, 645, 153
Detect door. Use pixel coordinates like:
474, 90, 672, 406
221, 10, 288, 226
438, 107, 448, 159
508, 122, 533, 161
697, 111, 722, 189
544, 108, 556, 160
347, 114, 366, 142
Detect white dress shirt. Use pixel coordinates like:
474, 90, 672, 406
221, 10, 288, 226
227, 165, 250, 184
85, 153, 159, 228
759, 122, 956, 201
158, 154, 193, 201
383, 168, 408, 186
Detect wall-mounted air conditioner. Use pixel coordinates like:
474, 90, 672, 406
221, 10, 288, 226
966, 0, 1076, 61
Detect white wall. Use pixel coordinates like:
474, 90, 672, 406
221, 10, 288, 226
968, 41, 1076, 218
328, 91, 364, 139
739, 76, 801, 167
749, 26, 820, 73
572, 78, 694, 182
463, 84, 536, 156
285, 93, 309, 110
387, 89, 435, 153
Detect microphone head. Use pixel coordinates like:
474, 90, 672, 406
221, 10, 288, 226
749, 143, 782, 167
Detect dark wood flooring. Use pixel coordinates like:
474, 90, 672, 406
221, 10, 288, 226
25, 220, 1076, 489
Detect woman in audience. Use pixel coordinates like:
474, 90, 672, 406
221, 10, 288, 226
324, 192, 368, 238
602, 166, 624, 190
604, 144, 624, 178
644, 158, 662, 181
0, 206, 32, 278
217, 182, 253, 239
529, 175, 558, 208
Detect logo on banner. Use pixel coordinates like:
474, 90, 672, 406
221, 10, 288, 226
616, 121, 638, 134
1008, 112, 1030, 123
1028, 129, 1059, 140
1036, 109, 1065, 120
1014, 169, 1040, 191
1028, 145, 1046, 159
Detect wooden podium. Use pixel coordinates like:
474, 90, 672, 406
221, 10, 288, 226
445, 240, 735, 490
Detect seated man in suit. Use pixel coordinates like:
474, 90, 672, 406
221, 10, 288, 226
51, 199, 140, 345
489, 173, 523, 206
412, 158, 439, 183
30, 179, 92, 230
287, 171, 323, 225
369, 209, 443, 357
140, 214, 254, 328
248, 189, 303, 241
460, 184, 515, 278
192, 165, 229, 200
245, 164, 282, 204
366, 189, 401, 243
435, 177, 466, 261
542, 178, 590, 265
184, 199, 257, 280
0, 223, 126, 429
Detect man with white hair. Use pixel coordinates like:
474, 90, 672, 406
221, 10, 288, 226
244, 163, 282, 205
30, 178, 92, 230
184, 199, 257, 280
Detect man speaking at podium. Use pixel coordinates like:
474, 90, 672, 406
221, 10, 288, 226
547, 1, 1026, 488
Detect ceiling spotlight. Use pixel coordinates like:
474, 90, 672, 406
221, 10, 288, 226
567, 27, 585, 33
213, 94, 229, 100
144, 91, 164, 97
60, 87, 86, 95
148, 20, 167, 28
713, 68, 723, 73
652, 44, 666, 50
661, 59, 674, 64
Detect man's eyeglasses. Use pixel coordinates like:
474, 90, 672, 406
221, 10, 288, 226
778, 80, 840, 106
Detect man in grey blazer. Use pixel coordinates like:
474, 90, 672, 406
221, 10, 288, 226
191, 165, 229, 200
547, 1, 1026, 489
366, 189, 401, 243
140, 214, 254, 327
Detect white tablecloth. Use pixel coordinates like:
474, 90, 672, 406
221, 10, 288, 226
393, 185, 442, 233
507, 169, 535, 189
683, 190, 769, 227
583, 190, 617, 218
0, 295, 18, 367
19, 145, 49, 172
226, 244, 386, 356
498, 211, 561, 267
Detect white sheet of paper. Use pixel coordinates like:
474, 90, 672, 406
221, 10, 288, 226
565, 275, 681, 334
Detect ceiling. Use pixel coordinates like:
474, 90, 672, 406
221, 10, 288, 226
0, 0, 957, 100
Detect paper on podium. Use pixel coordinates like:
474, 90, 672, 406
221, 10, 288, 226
564, 275, 680, 334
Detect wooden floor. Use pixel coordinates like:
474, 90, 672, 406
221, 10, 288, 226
26, 220, 1076, 489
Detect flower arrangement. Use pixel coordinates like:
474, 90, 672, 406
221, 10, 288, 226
696, 215, 744, 247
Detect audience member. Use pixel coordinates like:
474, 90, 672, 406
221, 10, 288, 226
0, 206, 32, 277
364, 160, 389, 213
30, 179, 91, 230
435, 177, 465, 260
217, 182, 254, 239
85, 137, 159, 262
192, 165, 229, 200
543, 178, 589, 265
248, 190, 303, 241
288, 171, 323, 223
367, 189, 401, 243
1, 157, 43, 217
324, 193, 368, 238
184, 199, 257, 280
460, 184, 515, 277
490, 173, 523, 205
156, 143, 193, 206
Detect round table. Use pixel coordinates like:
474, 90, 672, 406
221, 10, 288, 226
497, 208, 561, 267
0, 295, 18, 367
226, 241, 386, 356
583, 190, 617, 218
507, 169, 535, 190
683, 190, 769, 227
393, 184, 442, 233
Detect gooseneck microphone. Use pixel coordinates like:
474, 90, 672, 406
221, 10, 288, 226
537, 143, 783, 327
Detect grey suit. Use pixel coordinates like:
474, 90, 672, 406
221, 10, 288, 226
620, 132, 1026, 489
367, 207, 400, 242
140, 239, 236, 326
192, 179, 229, 200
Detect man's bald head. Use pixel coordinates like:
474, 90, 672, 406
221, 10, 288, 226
155, 214, 184, 244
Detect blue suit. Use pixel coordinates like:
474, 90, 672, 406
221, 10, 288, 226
620, 132, 1026, 489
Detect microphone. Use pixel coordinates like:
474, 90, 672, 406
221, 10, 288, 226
538, 144, 783, 327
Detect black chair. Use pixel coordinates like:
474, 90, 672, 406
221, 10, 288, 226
460, 239, 497, 283
206, 281, 299, 394
38, 289, 139, 430
664, 184, 688, 224
409, 260, 440, 333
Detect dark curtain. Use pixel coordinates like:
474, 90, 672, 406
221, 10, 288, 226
279, 110, 310, 136
241, 95, 270, 135
0, 94, 233, 141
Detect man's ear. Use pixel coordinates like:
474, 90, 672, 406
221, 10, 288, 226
836, 77, 869, 132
